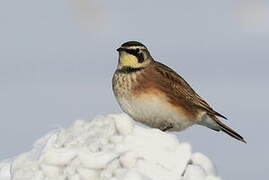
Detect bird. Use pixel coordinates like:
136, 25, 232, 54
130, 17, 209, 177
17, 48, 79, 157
112, 41, 246, 143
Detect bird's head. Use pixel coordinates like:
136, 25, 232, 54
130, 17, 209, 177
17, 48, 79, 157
116, 41, 152, 69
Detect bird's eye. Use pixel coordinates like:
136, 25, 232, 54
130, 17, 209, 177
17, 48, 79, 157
124, 48, 144, 63
137, 52, 144, 63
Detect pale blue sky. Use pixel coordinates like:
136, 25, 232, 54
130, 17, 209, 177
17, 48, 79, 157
0, 0, 268, 179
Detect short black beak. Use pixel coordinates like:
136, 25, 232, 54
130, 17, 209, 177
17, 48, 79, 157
117, 47, 125, 52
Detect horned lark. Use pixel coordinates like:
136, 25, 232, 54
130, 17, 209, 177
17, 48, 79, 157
112, 41, 246, 143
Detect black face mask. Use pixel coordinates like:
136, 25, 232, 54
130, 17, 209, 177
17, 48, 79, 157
119, 48, 145, 63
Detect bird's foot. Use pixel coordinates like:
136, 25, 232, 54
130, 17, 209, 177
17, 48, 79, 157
160, 122, 173, 131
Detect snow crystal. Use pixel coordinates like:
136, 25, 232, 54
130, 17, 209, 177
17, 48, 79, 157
190, 153, 216, 175
0, 113, 222, 180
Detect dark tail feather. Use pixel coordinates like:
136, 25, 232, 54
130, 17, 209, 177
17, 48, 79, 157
215, 119, 246, 143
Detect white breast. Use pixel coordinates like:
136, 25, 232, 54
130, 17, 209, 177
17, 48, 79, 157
116, 94, 195, 131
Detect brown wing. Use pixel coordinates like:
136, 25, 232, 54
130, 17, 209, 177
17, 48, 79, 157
153, 61, 227, 119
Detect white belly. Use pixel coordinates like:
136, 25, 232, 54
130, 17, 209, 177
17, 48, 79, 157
116, 95, 195, 131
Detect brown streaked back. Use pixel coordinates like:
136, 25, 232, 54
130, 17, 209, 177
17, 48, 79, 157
134, 60, 227, 120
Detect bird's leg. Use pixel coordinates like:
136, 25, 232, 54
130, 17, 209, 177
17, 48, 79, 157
160, 122, 173, 132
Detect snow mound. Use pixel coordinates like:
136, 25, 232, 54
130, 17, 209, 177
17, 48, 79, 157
0, 113, 222, 180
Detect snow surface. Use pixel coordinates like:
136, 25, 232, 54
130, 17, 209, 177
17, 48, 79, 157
0, 113, 222, 180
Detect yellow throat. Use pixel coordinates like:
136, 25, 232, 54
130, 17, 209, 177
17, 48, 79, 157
119, 52, 140, 68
